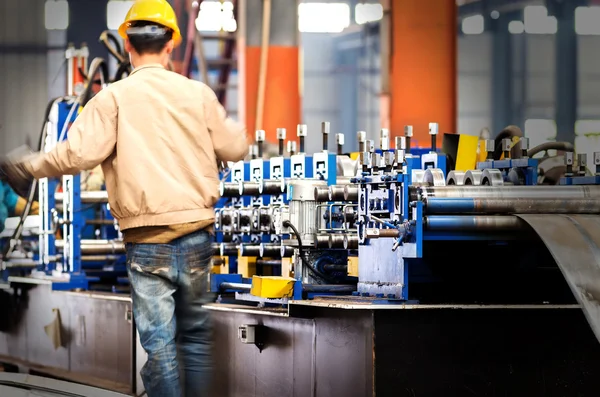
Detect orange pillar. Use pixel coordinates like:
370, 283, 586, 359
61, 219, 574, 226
239, 0, 301, 143
387, 0, 457, 148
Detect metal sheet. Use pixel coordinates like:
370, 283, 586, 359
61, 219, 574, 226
518, 214, 600, 343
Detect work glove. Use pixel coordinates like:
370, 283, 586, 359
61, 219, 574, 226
0, 146, 35, 199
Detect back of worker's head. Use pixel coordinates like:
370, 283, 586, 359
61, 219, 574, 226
118, 0, 182, 67
126, 20, 174, 55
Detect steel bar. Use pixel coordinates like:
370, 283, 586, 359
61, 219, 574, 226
414, 185, 600, 200
220, 282, 251, 291
55, 191, 108, 203
240, 182, 261, 196
81, 255, 121, 261
425, 215, 526, 231
425, 198, 600, 215
256, 260, 282, 266
303, 284, 356, 293
55, 239, 125, 254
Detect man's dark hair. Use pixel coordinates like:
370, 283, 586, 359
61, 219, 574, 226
127, 20, 174, 55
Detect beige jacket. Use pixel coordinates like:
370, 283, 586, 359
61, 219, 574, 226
25, 64, 248, 230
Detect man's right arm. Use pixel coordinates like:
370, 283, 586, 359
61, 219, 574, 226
203, 88, 248, 163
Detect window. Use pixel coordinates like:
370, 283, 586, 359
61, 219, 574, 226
523, 6, 557, 34
195, 0, 237, 32
355, 3, 383, 25
107, 0, 135, 30
298, 3, 350, 33
575, 6, 600, 35
45, 0, 69, 30
461, 15, 484, 35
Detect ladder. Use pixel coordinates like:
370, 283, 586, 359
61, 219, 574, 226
180, 0, 238, 112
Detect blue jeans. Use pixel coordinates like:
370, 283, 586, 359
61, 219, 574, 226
126, 229, 214, 397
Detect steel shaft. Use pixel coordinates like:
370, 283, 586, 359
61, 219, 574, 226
425, 215, 526, 231
425, 198, 600, 214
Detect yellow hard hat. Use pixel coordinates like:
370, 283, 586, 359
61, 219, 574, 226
118, 0, 182, 47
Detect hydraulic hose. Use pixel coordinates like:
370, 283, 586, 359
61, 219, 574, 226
99, 31, 125, 63
79, 57, 109, 107
527, 141, 574, 158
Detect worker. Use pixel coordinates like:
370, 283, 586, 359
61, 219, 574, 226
0, 181, 39, 233
0, 0, 248, 395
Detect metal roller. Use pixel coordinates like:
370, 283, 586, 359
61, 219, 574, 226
425, 215, 526, 231
328, 234, 346, 249
260, 243, 284, 258
314, 186, 330, 202
423, 168, 446, 186
55, 191, 109, 203
329, 185, 346, 201
220, 243, 238, 256
343, 185, 359, 201
256, 260, 282, 266
446, 170, 465, 186
239, 181, 260, 196
414, 185, 600, 200
280, 245, 294, 258
315, 234, 331, 248
344, 234, 359, 249
481, 169, 504, 186
219, 182, 239, 197
464, 170, 483, 186
260, 179, 286, 195
425, 197, 600, 215
220, 282, 251, 292
239, 244, 261, 257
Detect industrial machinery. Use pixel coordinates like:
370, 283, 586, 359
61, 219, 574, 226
206, 123, 600, 396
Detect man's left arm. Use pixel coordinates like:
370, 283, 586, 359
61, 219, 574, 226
27, 93, 118, 178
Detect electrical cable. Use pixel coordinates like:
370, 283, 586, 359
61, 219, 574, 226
282, 220, 336, 283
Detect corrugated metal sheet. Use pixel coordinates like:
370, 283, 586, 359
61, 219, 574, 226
0, 0, 49, 152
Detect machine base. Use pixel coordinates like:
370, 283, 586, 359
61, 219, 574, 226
208, 300, 600, 397
0, 282, 144, 395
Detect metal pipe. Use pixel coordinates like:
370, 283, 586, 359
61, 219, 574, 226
303, 284, 356, 293
425, 215, 526, 231
256, 259, 281, 266
220, 282, 251, 292
425, 198, 600, 215
314, 186, 330, 202
323, 264, 347, 272
56, 239, 125, 254
344, 185, 359, 201
413, 185, 600, 200
260, 179, 286, 195
365, 228, 400, 239
81, 255, 121, 261
55, 191, 109, 203
328, 185, 346, 201
3, 259, 40, 268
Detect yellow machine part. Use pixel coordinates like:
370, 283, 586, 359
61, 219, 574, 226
349, 152, 360, 160
281, 257, 293, 278
250, 276, 296, 299
347, 257, 359, 277
237, 256, 257, 278
211, 256, 229, 274
454, 134, 480, 171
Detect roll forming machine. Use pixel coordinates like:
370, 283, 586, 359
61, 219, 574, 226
210, 121, 600, 345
